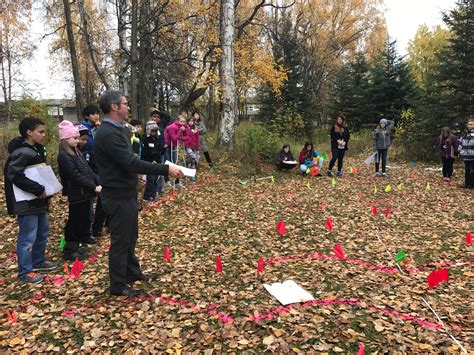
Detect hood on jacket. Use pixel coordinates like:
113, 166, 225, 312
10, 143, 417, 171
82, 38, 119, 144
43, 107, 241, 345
8, 136, 25, 154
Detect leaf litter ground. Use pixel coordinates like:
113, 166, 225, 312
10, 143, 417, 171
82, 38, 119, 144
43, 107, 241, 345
0, 157, 473, 353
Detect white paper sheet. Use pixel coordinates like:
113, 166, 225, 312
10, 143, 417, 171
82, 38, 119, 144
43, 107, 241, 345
13, 165, 63, 202
364, 152, 376, 165
263, 280, 315, 305
282, 160, 298, 165
165, 160, 196, 177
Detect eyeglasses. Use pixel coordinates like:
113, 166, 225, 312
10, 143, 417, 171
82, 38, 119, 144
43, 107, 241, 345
116, 101, 129, 107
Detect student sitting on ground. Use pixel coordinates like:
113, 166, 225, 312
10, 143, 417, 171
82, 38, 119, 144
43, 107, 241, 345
298, 142, 323, 175
276, 144, 297, 171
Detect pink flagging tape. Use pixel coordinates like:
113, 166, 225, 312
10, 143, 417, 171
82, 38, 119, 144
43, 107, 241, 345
265, 252, 473, 275
249, 298, 442, 331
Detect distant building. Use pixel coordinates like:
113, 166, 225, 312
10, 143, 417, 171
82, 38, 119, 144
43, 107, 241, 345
41, 99, 78, 122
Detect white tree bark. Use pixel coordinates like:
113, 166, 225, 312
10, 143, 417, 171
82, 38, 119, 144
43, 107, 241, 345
218, 0, 236, 146
116, 0, 129, 96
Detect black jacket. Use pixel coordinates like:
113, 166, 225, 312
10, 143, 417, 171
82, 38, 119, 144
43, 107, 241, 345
4, 137, 48, 216
142, 133, 164, 163
330, 126, 350, 150
57, 149, 98, 204
93, 120, 169, 199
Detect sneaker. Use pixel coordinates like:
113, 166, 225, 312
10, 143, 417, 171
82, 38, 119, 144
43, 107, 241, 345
20, 272, 44, 284
375, 172, 380, 177
166, 181, 173, 187
337, 171, 343, 177
327, 170, 334, 177
32, 262, 58, 272
382, 173, 388, 177
446, 177, 451, 182
83, 237, 97, 245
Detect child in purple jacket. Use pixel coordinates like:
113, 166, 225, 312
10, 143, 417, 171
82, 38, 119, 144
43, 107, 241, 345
435, 127, 459, 182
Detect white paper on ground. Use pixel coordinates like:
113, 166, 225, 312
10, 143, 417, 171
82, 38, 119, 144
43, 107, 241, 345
13, 165, 62, 202
364, 152, 376, 165
165, 160, 196, 177
424, 167, 442, 171
263, 280, 315, 305
386, 165, 401, 169
282, 160, 298, 164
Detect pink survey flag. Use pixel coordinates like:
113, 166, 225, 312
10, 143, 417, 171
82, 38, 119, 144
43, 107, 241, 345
276, 220, 286, 236
215, 256, 223, 273
385, 207, 391, 217
466, 231, 472, 245
164, 245, 171, 263
69, 258, 85, 279
427, 269, 449, 289
257, 258, 264, 274
325, 217, 334, 232
358, 343, 365, 355
372, 206, 377, 217
332, 243, 345, 259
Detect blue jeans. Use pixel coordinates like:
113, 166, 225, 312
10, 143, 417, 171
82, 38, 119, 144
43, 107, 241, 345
17, 212, 50, 278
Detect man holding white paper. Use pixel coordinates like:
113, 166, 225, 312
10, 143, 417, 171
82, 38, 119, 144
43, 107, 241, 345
4, 118, 58, 284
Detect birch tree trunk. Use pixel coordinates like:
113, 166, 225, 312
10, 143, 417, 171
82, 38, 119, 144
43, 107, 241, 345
77, 0, 110, 90
130, 0, 139, 120
62, 0, 84, 117
116, 0, 129, 96
218, 0, 236, 146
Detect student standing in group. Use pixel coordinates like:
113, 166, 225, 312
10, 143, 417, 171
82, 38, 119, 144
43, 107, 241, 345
142, 120, 164, 201
93, 90, 183, 297
129, 119, 143, 159
372, 118, 395, 177
458, 118, 474, 189
164, 114, 189, 187
57, 120, 102, 261
327, 115, 350, 177
4, 118, 58, 284
435, 127, 459, 182
193, 111, 214, 169
185, 116, 200, 178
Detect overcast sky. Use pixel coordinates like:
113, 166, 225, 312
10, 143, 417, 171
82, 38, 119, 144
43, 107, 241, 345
18, 0, 457, 100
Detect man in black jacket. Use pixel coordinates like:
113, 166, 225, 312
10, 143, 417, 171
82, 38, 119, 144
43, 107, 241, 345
94, 90, 183, 297
4, 118, 58, 284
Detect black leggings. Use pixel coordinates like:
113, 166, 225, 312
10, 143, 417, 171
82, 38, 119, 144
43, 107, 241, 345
328, 147, 346, 172
441, 157, 454, 178
375, 149, 388, 173
464, 160, 474, 188
203, 151, 213, 166
65, 200, 92, 243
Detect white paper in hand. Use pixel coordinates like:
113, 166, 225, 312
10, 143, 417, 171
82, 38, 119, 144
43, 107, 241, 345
13, 165, 62, 202
165, 160, 196, 177
263, 280, 315, 305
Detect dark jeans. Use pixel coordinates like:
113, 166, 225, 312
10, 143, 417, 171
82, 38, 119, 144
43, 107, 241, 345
92, 195, 107, 235
375, 149, 388, 173
65, 200, 92, 243
101, 196, 142, 292
441, 157, 454, 178
464, 160, 474, 188
328, 147, 346, 172
144, 174, 163, 199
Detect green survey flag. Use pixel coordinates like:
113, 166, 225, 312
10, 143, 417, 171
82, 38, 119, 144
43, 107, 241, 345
322, 151, 327, 160
59, 235, 66, 251
239, 181, 249, 185
426, 183, 431, 190
394, 250, 407, 263
331, 178, 336, 187
397, 183, 403, 190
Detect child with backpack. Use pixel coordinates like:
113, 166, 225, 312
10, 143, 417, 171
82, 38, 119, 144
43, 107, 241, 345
4, 118, 58, 283
57, 120, 101, 261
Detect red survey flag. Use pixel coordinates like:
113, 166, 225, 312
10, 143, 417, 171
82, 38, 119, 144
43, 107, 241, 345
427, 269, 449, 289
276, 220, 286, 236
164, 245, 171, 263
69, 258, 85, 279
257, 258, 264, 274
63, 262, 69, 275
372, 206, 377, 217
215, 256, 223, 273
358, 343, 365, 355
325, 217, 333, 232
332, 243, 345, 259
466, 231, 472, 245
6, 309, 17, 323
310, 166, 319, 176
385, 207, 391, 217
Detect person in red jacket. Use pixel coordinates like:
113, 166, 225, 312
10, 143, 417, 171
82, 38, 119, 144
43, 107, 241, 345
185, 116, 200, 180
164, 115, 189, 187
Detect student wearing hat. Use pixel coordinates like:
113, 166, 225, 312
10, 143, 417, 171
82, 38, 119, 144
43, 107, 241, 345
57, 120, 102, 261
142, 120, 164, 200
372, 118, 395, 177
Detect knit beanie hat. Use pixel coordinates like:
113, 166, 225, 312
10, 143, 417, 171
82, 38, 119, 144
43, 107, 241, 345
58, 120, 79, 140
74, 124, 90, 137
379, 118, 388, 126
146, 120, 159, 136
